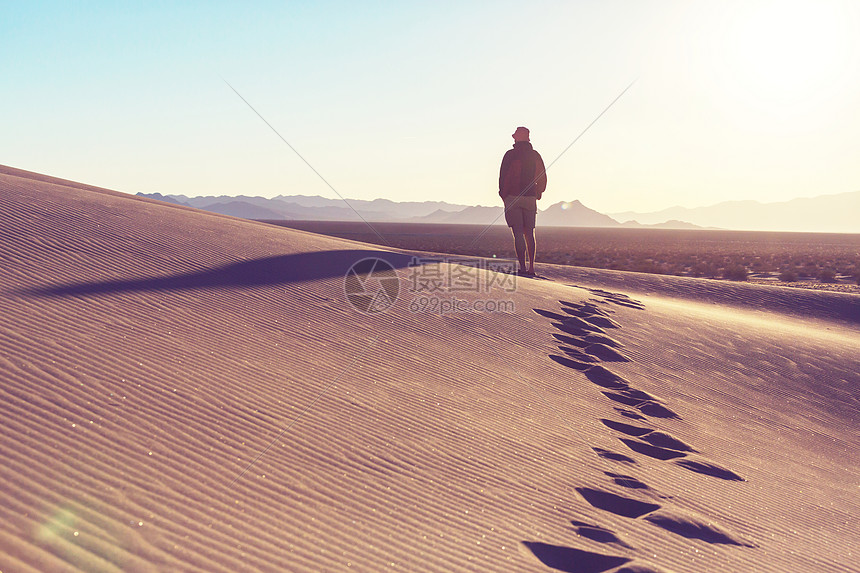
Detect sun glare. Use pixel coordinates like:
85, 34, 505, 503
718, 0, 856, 115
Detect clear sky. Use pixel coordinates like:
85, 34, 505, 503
3, 1, 860, 213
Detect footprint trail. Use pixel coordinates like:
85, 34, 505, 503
525, 288, 756, 571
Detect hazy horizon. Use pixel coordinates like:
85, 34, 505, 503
3, 1, 860, 213
150, 185, 857, 210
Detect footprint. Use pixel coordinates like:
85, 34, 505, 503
593, 447, 637, 464
523, 542, 631, 573
562, 306, 592, 318
552, 333, 587, 347
550, 354, 592, 371
602, 391, 680, 420
535, 308, 570, 322
561, 304, 588, 315
553, 322, 593, 338
608, 299, 646, 310
639, 432, 696, 453
583, 289, 647, 310
562, 336, 627, 357
563, 316, 608, 334
575, 488, 757, 552
561, 305, 618, 323
577, 488, 756, 549
614, 408, 648, 421
644, 510, 756, 547
618, 438, 688, 461
583, 333, 624, 348
560, 300, 615, 316
576, 488, 661, 519
674, 459, 745, 482
585, 288, 615, 297
570, 521, 633, 548
582, 315, 622, 329
607, 292, 644, 305
555, 334, 590, 349
559, 346, 601, 363
588, 288, 639, 301
600, 419, 653, 437
637, 402, 680, 419
584, 366, 630, 390
604, 472, 650, 490
601, 420, 696, 453
584, 343, 630, 362
602, 392, 641, 407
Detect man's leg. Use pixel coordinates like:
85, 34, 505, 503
511, 227, 527, 271
522, 204, 537, 274
506, 204, 528, 273
524, 228, 536, 274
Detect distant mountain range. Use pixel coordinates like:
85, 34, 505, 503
137, 190, 859, 233
140, 193, 466, 223
608, 190, 860, 233
138, 193, 701, 229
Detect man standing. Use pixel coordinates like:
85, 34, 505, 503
499, 126, 547, 276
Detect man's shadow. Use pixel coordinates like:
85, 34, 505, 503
26, 250, 414, 297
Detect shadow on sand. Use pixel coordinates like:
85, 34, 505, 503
26, 249, 414, 297
522, 542, 630, 573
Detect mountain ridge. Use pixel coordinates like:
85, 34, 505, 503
130, 188, 858, 233
609, 190, 859, 233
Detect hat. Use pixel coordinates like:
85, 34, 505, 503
512, 126, 530, 142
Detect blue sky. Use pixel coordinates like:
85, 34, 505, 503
3, 1, 859, 213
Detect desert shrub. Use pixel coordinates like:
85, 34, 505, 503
818, 268, 838, 283
632, 259, 660, 274
722, 265, 749, 281
691, 262, 717, 278
779, 269, 798, 282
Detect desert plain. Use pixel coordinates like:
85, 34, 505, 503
270, 221, 860, 291
0, 164, 858, 572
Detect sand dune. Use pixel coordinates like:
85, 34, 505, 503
1, 165, 858, 572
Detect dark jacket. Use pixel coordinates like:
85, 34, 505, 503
499, 142, 547, 199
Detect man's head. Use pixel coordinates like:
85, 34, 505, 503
512, 126, 530, 142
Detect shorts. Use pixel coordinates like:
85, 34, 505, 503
503, 195, 538, 230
